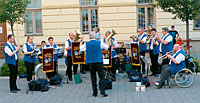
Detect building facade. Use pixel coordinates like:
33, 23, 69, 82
5, 0, 200, 55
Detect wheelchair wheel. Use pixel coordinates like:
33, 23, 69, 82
175, 69, 194, 88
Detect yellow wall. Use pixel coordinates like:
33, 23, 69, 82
6, 0, 200, 45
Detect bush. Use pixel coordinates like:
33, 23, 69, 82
0, 59, 38, 76
192, 58, 200, 72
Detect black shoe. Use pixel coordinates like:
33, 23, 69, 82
10, 90, 17, 93
92, 93, 97, 97
101, 93, 108, 97
69, 78, 72, 81
149, 73, 155, 76
16, 88, 21, 91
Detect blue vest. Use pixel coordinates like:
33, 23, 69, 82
85, 40, 103, 64
4, 43, 18, 66
23, 43, 36, 63
161, 34, 173, 55
67, 39, 72, 56
46, 44, 58, 61
103, 38, 117, 58
136, 34, 147, 53
37, 47, 42, 63
149, 39, 159, 55
170, 50, 186, 74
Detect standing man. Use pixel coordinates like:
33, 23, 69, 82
45, 37, 59, 78
65, 32, 78, 81
4, 35, 20, 93
169, 25, 179, 45
149, 28, 159, 76
94, 27, 100, 41
23, 36, 36, 82
134, 28, 147, 74
80, 31, 108, 97
101, 31, 118, 80
157, 27, 173, 65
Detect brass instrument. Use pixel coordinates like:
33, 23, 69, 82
159, 50, 174, 60
146, 36, 157, 44
130, 35, 137, 39
74, 30, 82, 42
107, 29, 117, 41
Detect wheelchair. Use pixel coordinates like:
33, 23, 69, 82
167, 68, 194, 88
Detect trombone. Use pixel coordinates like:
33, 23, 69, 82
159, 50, 174, 60
146, 36, 157, 44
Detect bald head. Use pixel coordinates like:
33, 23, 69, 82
173, 44, 180, 52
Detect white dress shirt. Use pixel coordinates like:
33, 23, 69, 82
80, 39, 109, 52
23, 43, 35, 53
159, 33, 173, 52
64, 38, 73, 56
169, 49, 185, 65
138, 33, 147, 45
4, 42, 18, 60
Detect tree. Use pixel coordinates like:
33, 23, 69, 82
0, 0, 30, 36
155, 0, 200, 55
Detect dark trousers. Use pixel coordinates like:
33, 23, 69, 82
46, 61, 58, 78
80, 64, 85, 73
8, 60, 18, 91
110, 58, 117, 78
150, 50, 159, 74
24, 62, 35, 81
66, 56, 78, 79
116, 57, 126, 72
89, 63, 106, 95
140, 51, 146, 73
160, 65, 171, 84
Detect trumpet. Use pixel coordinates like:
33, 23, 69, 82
130, 35, 137, 39
146, 36, 157, 44
74, 30, 82, 42
159, 50, 174, 60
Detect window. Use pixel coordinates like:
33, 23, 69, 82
137, 0, 155, 30
25, 0, 42, 35
194, 8, 200, 29
80, 0, 98, 33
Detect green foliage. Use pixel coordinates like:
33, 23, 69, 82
192, 58, 200, 72
0, 0, 30, 35
155, 0, 200, 22
0, 59, 38, 76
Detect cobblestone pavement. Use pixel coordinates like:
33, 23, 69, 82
0, 68, 200, 103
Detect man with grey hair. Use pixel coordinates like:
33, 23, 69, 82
156, 27, 173, 65
93, 27, 100, 40
155, 44, 185, 89
80, 31, 109, 97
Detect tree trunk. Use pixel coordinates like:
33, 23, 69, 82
10, 22, 14, 36
186, 19, 190, 56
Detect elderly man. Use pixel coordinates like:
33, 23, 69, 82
133, 28, 147, 74
156, 27, 173, 65
80, 31, 109, 97
155, 44, 186, 89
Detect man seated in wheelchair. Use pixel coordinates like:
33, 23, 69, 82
155, 44, 186, 89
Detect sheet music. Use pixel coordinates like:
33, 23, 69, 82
103, 59, 109, 65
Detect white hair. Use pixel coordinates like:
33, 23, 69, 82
89, 31, 96, 39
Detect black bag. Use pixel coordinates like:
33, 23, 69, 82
99, 79, 112, 90
28, 79, 48, 91
141, 77, 150, 87
19, 74, 27, 78
127, 69, 143, 82
50, 75, 62, 85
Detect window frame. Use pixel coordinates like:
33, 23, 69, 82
80, 0, 98, 34
193, 9, 200, 30
136, 0, 156, 31
25, 1, 43, 36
